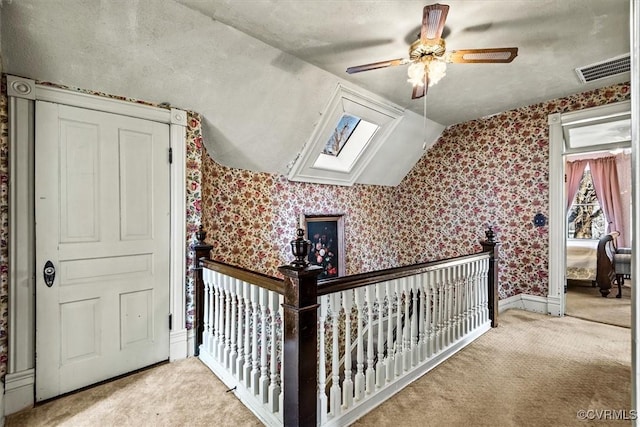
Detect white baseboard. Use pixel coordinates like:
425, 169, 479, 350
4, 369, 35, 415
0, 379, 4, 425
498, 294, 559, 316
187, 329, 195, 357
170, 329, 188, 361
498, 294, 525, 312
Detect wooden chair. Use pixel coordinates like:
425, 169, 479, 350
614, 246, 631, 298
595, 231, 620, 297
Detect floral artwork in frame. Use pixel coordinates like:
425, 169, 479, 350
300, 214, 345, 279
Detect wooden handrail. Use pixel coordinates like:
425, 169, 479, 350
200, 259, 285, 295
194, 227, 500, 426
317, 251, 490, 296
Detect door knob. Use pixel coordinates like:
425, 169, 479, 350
43, 260, 56, 287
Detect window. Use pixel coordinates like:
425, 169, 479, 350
567, 166, 605, 239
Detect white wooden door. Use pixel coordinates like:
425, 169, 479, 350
35, 101, 171, 401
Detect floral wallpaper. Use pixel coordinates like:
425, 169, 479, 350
199, 82, 631, 300
0, 79, 630, 384
184, 113, 204, 329
0, 77, 9, 378
200, 157, 398, 278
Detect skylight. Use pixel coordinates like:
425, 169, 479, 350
313, 115, 379, 173
287, 84, 404, 186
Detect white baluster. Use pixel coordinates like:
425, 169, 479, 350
458, 264, 466, 337
418, 273, 428, 362
455, 263, 462, 340
453, 265, 460, 341
402, 277, 411, 370
462, 263, 468, 335
444, 267, 452, 348
433, 269, 441, 354
259, 288, 270, 403
459, 263, 467, 337
474, 262, 485, 327
243, 281, 252, 387
250, 284, 260, 396
278, 293, 284, 419
354, 288, 365, 401
375, 283, 385, 388
365, 286, 375, 394
451, 266, 459, 343
425, 271, 434, 359
268, 291, 280, 412
329, 293, 342, 416
217, 273, 226, 361
410, 276, 419, 366
385, 280, 395, 381
202, 269, 211, 353
210, 271, 218, 356
235, 279, 244, 379
482, 258, 490, 323
223, 275, 232, 367
472, 260, 480, 328
441, 268, 448, 350
342, 290, 354, 409
229, 278, 238, 373
211, 272, 220, 358
469, 261, 476, 330
394, 278, 403, 374
441, 268, 449, 351
318, 295, 329, 425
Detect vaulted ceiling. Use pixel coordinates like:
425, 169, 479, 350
0, 0, 631, 184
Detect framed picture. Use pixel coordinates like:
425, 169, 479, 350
300, 214, 345, 279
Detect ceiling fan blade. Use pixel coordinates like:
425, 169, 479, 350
448, 47, 518, 63
411, 74, 429, 99
346, 58, 410, 74
421, 3, 449, 42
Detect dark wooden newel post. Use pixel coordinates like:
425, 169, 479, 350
193, 225, 213, 356
480, 226, 500, 328
278, 229, 323, 427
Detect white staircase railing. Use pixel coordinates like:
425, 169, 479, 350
196, 241, 497, 426
316, 254, 490, 427
199, 267, 284, 425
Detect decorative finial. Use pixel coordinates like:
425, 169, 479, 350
290, 228, 310, 268
196, 225, 207, 243
485, 226, 496, 243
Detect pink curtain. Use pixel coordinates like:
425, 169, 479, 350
590, 156, 626, 247
615, 153, 632, 247
565, 159, 588, 211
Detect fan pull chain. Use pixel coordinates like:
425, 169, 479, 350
422, 73, 428, 151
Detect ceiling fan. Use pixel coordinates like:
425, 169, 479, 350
346, 3, 518, 99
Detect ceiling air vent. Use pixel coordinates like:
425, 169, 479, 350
575, 54, 630, 84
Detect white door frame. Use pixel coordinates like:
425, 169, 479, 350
5, 75, 188, 414
547, 100, 632, 317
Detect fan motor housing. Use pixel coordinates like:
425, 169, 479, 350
409, 38, 446, 60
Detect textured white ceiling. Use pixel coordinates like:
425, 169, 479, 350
178, 0, 631, 124
0, 0, 631, 181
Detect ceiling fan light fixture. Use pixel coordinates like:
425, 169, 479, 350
407, 62, 426, 86
346, 3, 518, 99
426, 59, 447, 86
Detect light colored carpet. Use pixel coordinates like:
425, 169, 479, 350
566, 280, 631, 328
6, 310, 631, 427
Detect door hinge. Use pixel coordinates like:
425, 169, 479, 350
168, 147, 173, 164
564, 173, 567, 183
169, 314, 172, 330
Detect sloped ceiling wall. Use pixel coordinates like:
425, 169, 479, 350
0, 0, 443, 186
